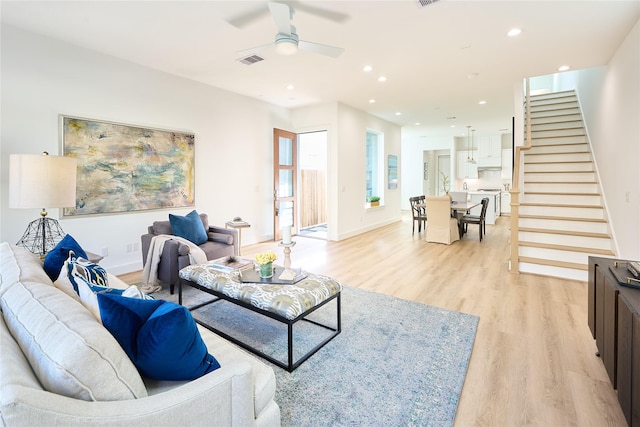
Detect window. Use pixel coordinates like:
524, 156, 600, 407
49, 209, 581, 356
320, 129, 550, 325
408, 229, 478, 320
365, 130, 384, 204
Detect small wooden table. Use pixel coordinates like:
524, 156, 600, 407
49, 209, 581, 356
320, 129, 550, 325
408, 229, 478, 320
225, 220, 250, 256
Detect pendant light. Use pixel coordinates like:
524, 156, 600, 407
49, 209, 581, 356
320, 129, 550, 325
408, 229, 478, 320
466, 126, 476, 164
470, 129, 477, 164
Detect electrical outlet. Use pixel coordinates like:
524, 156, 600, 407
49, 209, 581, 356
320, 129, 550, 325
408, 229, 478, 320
126, 243, 133, 253
100, 247, 108, 257
133, 242, 139, 251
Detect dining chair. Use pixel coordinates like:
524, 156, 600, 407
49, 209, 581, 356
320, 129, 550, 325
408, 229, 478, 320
409, 196, 427, 235
460, 197, 489, 241
425, 196, 459, 245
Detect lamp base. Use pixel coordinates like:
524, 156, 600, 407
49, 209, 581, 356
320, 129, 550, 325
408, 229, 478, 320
16, 217, 66, 258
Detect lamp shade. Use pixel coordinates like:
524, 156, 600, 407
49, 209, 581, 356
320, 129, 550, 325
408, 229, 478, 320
9, 153, 77, 209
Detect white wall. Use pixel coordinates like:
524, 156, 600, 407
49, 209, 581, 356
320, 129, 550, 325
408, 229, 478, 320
0, 25, 292, 274
1, 25, 403, 273
585, 19, 640, 258
400, 134, 454, 210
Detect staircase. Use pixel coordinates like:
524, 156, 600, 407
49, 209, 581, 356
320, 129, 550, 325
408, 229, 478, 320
516, 90, 615, 281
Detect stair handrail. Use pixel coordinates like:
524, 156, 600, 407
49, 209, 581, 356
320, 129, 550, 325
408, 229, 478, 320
509, 78, 533, 272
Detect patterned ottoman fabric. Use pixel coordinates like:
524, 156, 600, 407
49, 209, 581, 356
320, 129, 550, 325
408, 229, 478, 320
179, 263, 342, 320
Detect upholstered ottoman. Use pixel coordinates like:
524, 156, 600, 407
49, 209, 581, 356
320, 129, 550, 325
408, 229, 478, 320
179, 264, 342, 371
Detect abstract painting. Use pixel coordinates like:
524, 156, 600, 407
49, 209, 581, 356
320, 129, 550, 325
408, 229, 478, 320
61, 116, 195, 216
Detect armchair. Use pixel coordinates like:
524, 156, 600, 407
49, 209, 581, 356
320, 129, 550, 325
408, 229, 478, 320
141, 213, 238, 293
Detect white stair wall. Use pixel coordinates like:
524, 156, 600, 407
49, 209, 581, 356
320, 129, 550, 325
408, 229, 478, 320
516, 90, 615, 281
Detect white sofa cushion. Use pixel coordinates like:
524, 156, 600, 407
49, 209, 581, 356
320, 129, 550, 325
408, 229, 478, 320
0, 242, 51, 292
0, 278, 148, 401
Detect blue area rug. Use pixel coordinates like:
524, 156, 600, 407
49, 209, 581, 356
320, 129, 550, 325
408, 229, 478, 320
176, 284, 479, 426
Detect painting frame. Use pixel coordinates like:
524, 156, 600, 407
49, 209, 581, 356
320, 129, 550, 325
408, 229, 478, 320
61, 115, 195, 217
388, 154, 398, 189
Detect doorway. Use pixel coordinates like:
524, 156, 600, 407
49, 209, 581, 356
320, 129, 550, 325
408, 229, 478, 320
297, 131, 327, 240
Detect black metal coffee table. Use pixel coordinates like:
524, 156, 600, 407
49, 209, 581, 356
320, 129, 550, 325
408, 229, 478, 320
178, 263, 342, 372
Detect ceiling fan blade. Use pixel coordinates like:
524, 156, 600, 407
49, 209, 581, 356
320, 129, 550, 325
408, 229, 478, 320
268, 2, 293, 35
236, 42, 275, 57
298, 40, 344, 58
289, 1, 349, 24
226, 6, 270, 29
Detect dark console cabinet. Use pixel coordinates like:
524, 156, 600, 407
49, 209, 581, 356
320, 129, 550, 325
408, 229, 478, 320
588, 256, 640, 427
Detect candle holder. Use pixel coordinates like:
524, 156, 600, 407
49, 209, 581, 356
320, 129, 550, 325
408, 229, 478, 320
278, 240, 297, 280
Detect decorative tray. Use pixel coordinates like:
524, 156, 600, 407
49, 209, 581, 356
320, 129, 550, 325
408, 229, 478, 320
239, 266, 308, 285
609, 261, 640, 290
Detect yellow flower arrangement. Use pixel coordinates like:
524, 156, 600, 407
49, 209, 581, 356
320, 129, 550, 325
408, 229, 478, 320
255, 250, 277, 265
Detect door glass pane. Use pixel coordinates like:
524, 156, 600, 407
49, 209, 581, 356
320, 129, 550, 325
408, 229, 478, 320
279, 200, 294, 227
279, 137, 293, 166
279, 170, 293, 197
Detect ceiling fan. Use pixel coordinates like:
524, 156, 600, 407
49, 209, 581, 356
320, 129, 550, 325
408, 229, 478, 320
236, 2, 345, 58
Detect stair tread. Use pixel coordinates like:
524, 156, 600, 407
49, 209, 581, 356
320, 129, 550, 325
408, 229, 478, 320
519, 214, 607, 223
519, 241, 615, 255
525, 191, 601, 196
519, 256, 589, 271
520, 202, 603, 209
519, 227, 610, 239
525, 171, 593, 174
524, 181, 598, 184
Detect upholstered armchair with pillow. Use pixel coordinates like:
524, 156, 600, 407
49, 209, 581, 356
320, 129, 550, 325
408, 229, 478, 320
141, 211, 238, 293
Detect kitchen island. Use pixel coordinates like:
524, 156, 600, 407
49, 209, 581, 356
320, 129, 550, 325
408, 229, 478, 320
468, 190, 501, 225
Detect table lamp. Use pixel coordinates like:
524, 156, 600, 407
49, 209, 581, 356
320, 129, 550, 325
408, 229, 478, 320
9, 152, 77, 257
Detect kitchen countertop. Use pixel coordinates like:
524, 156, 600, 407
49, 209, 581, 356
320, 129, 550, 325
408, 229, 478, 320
467, 190, 501, 195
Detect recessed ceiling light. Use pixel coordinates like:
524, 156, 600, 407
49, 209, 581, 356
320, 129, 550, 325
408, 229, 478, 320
558, 65, 570, 71
507, 28, 522, 37
378, 76, 387, 82
286, 84, 295, 90
395, 112, 401, 116
468, 73, 479, 79
415, 122, 420, 126
369, 99, 376, 103
479, 100, 487, 105
363, 65, 373, 72
450, 125, 456, 128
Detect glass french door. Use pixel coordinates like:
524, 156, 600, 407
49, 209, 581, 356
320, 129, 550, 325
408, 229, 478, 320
273, 128, 297, 242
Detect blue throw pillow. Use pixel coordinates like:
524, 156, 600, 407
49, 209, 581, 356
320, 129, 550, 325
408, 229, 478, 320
98, 293, 220, 380
169, 210, 208, 245
43, 234, 88, 281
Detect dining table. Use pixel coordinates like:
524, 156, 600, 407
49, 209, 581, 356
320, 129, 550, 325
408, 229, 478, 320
418, 200, 481, 237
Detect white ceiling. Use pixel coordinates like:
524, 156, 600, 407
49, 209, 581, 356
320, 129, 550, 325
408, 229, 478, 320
2, 0, 639, 140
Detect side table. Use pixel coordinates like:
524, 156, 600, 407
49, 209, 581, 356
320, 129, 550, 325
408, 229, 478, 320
225, 220, 250, 256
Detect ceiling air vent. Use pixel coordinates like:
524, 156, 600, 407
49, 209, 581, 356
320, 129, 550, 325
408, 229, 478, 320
237, 54, 264, 65
416, 0, 440, 7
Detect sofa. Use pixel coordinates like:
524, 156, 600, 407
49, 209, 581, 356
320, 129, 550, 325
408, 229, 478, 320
141, 213, 237, 293
0, 242, 280, 426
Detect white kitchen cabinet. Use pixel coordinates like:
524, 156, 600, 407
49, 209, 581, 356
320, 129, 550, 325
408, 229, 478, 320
501, 149, 513, 180
457, 151, 478, 179
501, 192, 511, 214
477, 136, 501, 167
468, 191, 499, 225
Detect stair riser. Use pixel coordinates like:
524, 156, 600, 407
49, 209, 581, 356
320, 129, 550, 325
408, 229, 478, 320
518, 231, 612, 250
527, 143, 589, 154
529, 119, 583, 130
519, 246, 593, 265
530, 102, 579, 112
523, 171, 596, 182
519, 205, 605, 219
529, 107, 581, 119
524, 182, 599, 193
530, 135, 589, 145
530, 129, 585, 139
519, 218, 609, 234
518, 262, 588, 281
525, 152, 592, 162
524, 162, 593, 172
523, 194, 601, 205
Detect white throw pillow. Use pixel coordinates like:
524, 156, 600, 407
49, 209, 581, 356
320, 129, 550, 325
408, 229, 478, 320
0, 279, 148, 401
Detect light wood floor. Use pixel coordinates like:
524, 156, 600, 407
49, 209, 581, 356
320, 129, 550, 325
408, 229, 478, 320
120, 213, 627, 426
